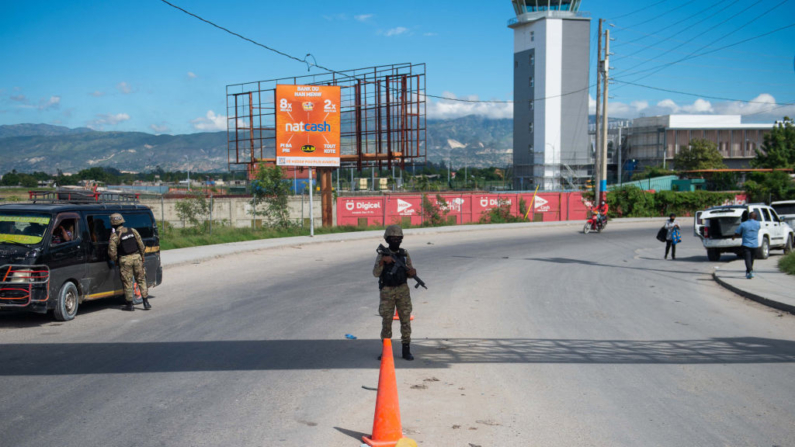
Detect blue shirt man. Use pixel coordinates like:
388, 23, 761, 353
733, 211, 761, 278
735, 215, 761, 248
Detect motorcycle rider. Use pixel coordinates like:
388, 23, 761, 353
595, 200, 609, 228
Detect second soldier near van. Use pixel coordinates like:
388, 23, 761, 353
373, 225, 417, 361
108, 213, 151, 311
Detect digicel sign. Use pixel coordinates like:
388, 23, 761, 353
275, 84, 341, 167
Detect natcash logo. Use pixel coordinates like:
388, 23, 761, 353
284, 121, 332, 132
301, 145, 316, 153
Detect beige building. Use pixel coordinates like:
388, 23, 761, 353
627, 115, 773, 169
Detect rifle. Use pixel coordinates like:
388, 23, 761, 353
377, 244, 427, 290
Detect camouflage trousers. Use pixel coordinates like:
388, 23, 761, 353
119, 254, 148, 303
379, 283, 412, 344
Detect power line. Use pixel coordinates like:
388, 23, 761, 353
612, 0, 764, 77
614, 21, 795, 82
611, 0, 729, 50
617, 0, 791, 83
612, 0, 699, 33
607, 0, 668, 21
613, 80, 795, 106
159, 0, 519, 104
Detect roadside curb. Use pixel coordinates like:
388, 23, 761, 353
712, 268, 795, 315
161, 217, 661, 270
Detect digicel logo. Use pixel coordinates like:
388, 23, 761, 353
356, 202, 381, 210
284, 121, 332, 132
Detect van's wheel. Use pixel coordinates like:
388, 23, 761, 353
583, 223, 591, 234
756, 237, 770, 260
53, 282, 79, 321
785, 234, 793, 254
707, 249, 721, 262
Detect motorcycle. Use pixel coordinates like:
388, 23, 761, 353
583, 211, 607, 234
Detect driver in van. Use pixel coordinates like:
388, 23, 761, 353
108, 213, 151, 311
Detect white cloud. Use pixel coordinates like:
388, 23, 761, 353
191, 110, 228, 131
150, 123, 170, 134
116, 82, 133, 94
89, 90, 105, 97
384, 27, 408, 37
423, 32, 437, 36
187, 72, 197, 79
87, 113, 130, 130
37, 96, 60, 111
10, 94, 27, 102
354, 14, 373, 22
426, 93, 513, 120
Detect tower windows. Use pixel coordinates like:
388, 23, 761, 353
530, 100, 534, 110
530, 54, 535, 66
515, 60, 518, 68
529, 122, 534, 133
530, 31, 534, 42
529, 76, 534, 88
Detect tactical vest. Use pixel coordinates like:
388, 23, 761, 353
118, 228, 139, 257
379, 249, 407, 289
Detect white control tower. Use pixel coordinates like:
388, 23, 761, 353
509, 0, 591, 190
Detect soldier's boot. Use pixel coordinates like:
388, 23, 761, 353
122, 301, 134, 312
402, 343, 414, 361
142, 298, 152, 310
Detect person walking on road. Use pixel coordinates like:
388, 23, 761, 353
108, 213, 151, 311
733, 211, 761, 279
373, 225, 417, 361
664, 213, 680, 260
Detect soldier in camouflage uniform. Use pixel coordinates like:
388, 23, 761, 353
108, 213, 151, 311
373, 225, 417, 361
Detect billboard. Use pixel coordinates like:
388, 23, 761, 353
275, 84, 341, 167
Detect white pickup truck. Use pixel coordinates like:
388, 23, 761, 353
771, 200, 795, 229
694, 203, 794, 262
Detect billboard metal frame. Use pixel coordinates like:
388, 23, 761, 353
225, 63, 426, 174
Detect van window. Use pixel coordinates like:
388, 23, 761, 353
770, 209, 781, 222
0, 213, 51, 245
87, 215, 112, 243
51, 218, 79, 245
123, 213, 155, 238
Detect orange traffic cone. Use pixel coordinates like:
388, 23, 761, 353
134, 282, 141, 299
363, 339, 403, 447
393, 309, 414, 321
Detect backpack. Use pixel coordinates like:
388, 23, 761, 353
656, 226, 667, 243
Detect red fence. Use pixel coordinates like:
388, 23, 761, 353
337, 192, 592, 227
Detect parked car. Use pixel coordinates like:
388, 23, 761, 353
771, 200, 795, 229
694, 203, 794, 262
0, 194, 162, 321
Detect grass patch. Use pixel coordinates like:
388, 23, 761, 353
160, 224, 381, 250
779, 252, 795, 276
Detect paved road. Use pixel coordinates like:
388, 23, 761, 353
2, 221, 794, 447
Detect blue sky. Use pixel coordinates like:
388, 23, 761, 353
1, 0, 793, 134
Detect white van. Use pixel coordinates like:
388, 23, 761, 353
694, 204, 794, 262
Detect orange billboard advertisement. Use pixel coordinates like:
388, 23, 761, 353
275, 84, 341, 167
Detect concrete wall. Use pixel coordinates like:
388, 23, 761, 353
139, 196, 333, 229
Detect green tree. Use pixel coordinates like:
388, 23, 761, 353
673, 139, 726, 171
251, 164, 292, 228
743, 171, 795, 203
174, 194, 210, 231
752, 117, 795, 169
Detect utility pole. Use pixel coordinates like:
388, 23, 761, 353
600, 28, 611, 203
594, 18, 603, 202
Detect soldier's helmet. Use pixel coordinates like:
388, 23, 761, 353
110, 213, 125, 226
384, 225, 403, 238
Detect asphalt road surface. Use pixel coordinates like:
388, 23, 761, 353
2, 221, 794, 447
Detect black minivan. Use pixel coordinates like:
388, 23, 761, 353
0, 194, 162, 321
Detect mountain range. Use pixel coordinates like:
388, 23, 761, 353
0, 116, 515, 174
